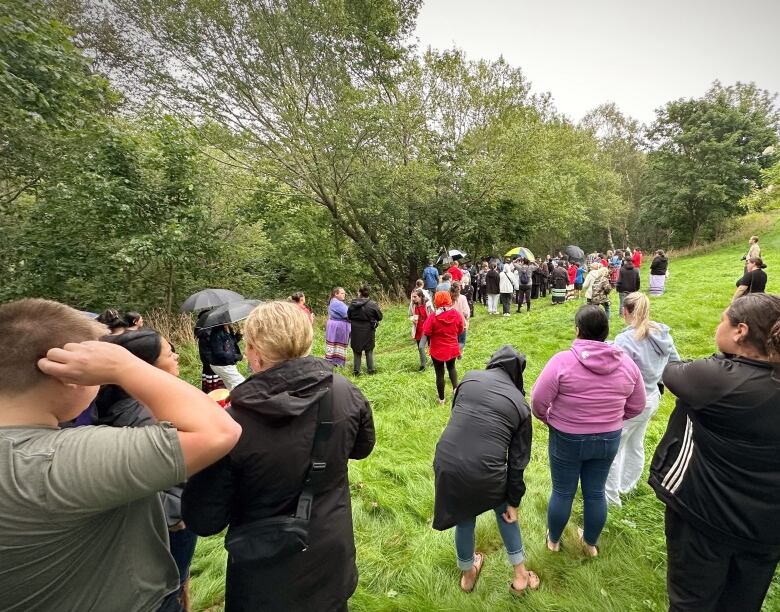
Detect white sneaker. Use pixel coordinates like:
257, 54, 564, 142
503, 313, 510, 317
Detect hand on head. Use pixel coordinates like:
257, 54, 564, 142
37, 341, 143, 387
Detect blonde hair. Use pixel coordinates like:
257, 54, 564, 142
244, 301, 313, 367
622, 292, 660, 340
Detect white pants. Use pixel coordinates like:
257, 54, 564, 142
487, 293, 500, 313
605, 396, 660, 506
210, 364, 246, 391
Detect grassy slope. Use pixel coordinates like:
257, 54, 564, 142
184, 223, 780, 612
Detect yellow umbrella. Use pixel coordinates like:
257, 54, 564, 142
505, 246, 535, 261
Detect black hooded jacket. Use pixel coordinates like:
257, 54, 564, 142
182, 356, 375, 612
347, 297, 383, 352
650, 255, 668, 276
649, 354, 780, 554
616, 260, 640, 293
432, 346, 533, 531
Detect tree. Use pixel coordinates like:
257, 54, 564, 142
580, 103, 646, 248
0, 0, 112, 208
643, 82, 779, 247
79, 0, 421, 292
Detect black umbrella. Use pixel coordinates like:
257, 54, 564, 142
436, 249, 467, 265
565, 245, 585, 262
200, 299, 262, 328
180, 288, 244, 313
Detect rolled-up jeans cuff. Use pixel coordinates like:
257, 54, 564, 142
507, 548, 526, 566
456, 555, 474, 571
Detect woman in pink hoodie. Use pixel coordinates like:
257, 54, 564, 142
532, 305, 645, 556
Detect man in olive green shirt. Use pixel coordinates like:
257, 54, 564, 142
0, 299, 242, 611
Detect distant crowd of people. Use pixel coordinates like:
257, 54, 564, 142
0, 235, 776, 612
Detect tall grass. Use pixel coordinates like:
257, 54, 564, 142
143, 308, 195, 347
184, 219, 780, 611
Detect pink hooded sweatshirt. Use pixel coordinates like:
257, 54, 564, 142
531, 339, 646, 434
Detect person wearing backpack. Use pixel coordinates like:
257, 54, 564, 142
514, 258, 533, 313
591, 267, 613, 318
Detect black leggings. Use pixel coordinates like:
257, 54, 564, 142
432, 357, 458, 400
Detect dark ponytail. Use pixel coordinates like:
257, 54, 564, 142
727, 294, 780, 359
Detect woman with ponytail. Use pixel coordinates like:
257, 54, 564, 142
649, 294, 780, 611
605, 292, 680, 505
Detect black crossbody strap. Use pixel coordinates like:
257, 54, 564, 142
293, 384, 334, 521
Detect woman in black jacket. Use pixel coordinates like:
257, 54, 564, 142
616, 259, 640, 313
649, 249, 669, 296
650, 294, 780, 612
96, 330, 197, 612
182, 301, 375, 612
433, 346, 539, 596
347, 285, 383, 376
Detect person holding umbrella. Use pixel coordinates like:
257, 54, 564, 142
182, 289, 247, 393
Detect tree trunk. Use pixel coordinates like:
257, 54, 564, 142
606, 226, 615, 251
165, 262, 175, 311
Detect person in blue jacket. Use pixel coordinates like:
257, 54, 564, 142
574, 263, 585, 299
423, 261, 440, 294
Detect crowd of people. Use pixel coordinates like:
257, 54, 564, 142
0, 235, 777, 612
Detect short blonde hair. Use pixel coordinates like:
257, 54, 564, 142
244, 301, 313, 367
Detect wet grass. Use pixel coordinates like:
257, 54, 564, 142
183, 221, 780, 611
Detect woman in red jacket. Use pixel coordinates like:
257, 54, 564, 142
423, 291, 465, 405
632, 248, 642, 269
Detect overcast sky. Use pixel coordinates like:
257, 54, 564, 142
414, 0, 780, 126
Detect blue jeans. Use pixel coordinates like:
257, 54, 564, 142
547, 427, 621, 546
457, 330, 467, 353
454, 502, 526, 570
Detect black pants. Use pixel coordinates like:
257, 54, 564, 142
432, 357, 457, 400
353, 350, 375, 374
500, 292, 513, 314
665, 508, 780, 612
477, 285, 487, 305
516, 286, 531, 311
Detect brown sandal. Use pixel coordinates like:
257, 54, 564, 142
460, 552, 484, 593
509, 570, 541, 596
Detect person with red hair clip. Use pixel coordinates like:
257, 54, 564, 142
423, 291, 465, 405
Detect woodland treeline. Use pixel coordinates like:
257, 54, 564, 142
2, 0, 779, 309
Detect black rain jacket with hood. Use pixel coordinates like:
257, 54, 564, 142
432, 346, 533, 530
182, 356, 375, 611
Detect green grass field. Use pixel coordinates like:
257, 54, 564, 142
181, 222, 780, 611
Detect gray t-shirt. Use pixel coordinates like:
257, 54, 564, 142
0, 424, 186, 611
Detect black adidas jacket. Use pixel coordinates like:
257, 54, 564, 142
649, 354, 780, 554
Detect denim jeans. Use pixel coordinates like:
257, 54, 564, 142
547, 426, 622, 546
500, 292, 513, 314
457, 330, 467, 352
455, 502, 526, 570
417, 336, 428, 368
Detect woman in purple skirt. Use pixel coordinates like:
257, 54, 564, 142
325, 287, 351, 367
